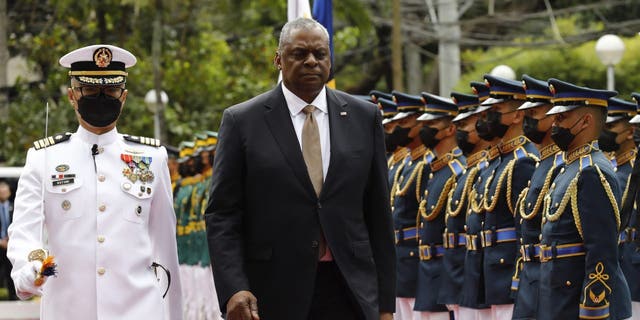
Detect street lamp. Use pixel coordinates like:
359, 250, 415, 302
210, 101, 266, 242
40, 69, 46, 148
595, 34, 625, 91
490, 65, 516, 80
144, 89, 169, 140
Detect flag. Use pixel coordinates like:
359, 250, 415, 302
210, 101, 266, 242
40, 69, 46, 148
288, 0, 311, 21
312, 0, 335, 88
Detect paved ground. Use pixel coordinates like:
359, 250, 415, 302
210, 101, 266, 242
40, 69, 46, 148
0, 300, 39, 320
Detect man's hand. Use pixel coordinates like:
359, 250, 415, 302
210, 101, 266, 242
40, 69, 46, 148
227, 290, 260, 320
0, 238, 7, 250
380, 312, 393, 320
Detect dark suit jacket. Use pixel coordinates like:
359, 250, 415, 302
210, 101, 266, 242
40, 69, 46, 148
205, 84, 396, 320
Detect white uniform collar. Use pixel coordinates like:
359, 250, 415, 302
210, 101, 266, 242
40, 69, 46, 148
75, 125, 119, 146
282, 83, 328, 116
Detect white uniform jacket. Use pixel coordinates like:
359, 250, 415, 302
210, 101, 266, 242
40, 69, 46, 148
8, 126, 183, 320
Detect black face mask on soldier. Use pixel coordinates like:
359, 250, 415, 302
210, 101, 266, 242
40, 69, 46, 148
385, 132, 398, 153
633, 129, 640, 146
77, 95, 122, 127
551, 116, 585, 151
389, 126, 412, 147
456, 129, 476, 155
419, 126, 441, 149
476, 117, 495, 141
598, 129, 621, 152
522, 116, 547, 144
485, 110, 510, 138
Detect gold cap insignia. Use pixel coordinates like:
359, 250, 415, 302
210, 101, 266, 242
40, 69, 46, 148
94, 47, 113, 68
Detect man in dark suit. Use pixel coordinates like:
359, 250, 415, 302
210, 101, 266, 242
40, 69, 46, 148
0, 181, 16, 300
205, 17, 396, 320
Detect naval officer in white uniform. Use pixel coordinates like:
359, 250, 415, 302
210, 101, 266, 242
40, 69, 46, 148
7, 44, 183, 320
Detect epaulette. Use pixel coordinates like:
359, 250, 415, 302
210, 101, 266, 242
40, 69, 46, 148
33, 132, 72, 150
514, 147, 527, 160
579, 154, 593, 171
123, 135, 161, 147
448, 159, 465, 177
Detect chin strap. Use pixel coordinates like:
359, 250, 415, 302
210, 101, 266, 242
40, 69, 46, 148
151, 262, 171, 298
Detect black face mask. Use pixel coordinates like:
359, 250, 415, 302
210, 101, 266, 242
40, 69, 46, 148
178, 162, 193, 177
476, 117, 495, 141
598, 129, 620, 152
523, 116, 546, 144
384, 132, 398, 153
456, 129, 476, 155
419, 126, 441, 149
633, 129, 640, 146
389, 126, 412, 147
551, 116, 585, 151
193, 156, 204, 173
77, 95, 122, 127
486, 110, 510, 138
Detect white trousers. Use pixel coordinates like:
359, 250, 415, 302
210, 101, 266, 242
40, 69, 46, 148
395, 297, 419, 320
415, 311, 450, 320
490, 304, 513, 320
459, 306, 492, 320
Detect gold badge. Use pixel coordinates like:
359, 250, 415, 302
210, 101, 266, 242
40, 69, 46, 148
94, 47, 112, 68
61, 200, 71, 210
55, 164, 69, 172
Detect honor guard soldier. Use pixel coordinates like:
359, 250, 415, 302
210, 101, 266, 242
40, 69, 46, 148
7, 44, 182, 319
175, 141, 197, 266
478, 74, 539, 319
438, 90, 482, 319
624, 93, 640, 317
511, 75, 563, 320
390, 91, 432, 320
461, 81, 499, 320
413, 93, 465, 319
378, 97, 404, 158
538, 78, 631, 320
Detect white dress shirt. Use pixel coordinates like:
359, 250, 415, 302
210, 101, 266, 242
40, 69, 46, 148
282, 84, 331, 180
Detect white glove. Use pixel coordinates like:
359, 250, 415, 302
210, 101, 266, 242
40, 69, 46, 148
14, 260, 44, 299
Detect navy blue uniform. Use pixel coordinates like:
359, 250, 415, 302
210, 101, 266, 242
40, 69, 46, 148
438, 149, 488, 306
539, 142, 631, 319
391, 146, 434, 298
512, 144, 563, 319
616, 150, 640, 302
460, 146, 500, 309
482, 136, 538, 305
414, 148, 465, 312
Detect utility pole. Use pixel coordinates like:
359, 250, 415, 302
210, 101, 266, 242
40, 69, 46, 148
392, 0, 404, 92
436, 0, 460, 96
0, 0, 8, 117
152, 0, 167, 142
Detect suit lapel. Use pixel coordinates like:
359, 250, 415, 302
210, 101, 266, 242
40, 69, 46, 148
263, 85, 317, 198
321, 88, 349, 199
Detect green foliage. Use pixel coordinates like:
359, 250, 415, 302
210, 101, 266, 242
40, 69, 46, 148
456, 17, 640, 100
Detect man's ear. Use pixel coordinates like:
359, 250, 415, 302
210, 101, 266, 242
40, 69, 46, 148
274, 52, 281, 70
511, 110, 524, 125
582, 112, 593, 130
626, 125, 635, 141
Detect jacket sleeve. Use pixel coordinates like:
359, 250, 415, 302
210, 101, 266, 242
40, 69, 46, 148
205, 109, 249, 314
363, 108, 396, 313
7, 148, 45, 299
576, 166, 620, 319
149, 147, 183, 320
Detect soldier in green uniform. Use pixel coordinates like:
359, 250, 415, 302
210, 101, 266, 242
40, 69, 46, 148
413, 92, 465, 319
511, 75, 563, 319
538, 78, 631, 320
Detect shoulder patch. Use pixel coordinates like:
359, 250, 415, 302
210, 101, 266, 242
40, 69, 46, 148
448, 159, 465, 177
33, 132, 72, 150
579, 154, 593, 171
123, 135, 161, 147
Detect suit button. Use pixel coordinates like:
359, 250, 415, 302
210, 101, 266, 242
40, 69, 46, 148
500, 258, 505, 264
99, 204, 106, 212
566, 281, 571, 286
97, 235, 105, 243
409, 251, 415, 257
311, 240, 319, 248
98, 175, 105, 182
97, 267, 106, 275
317, 202, 322, 209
